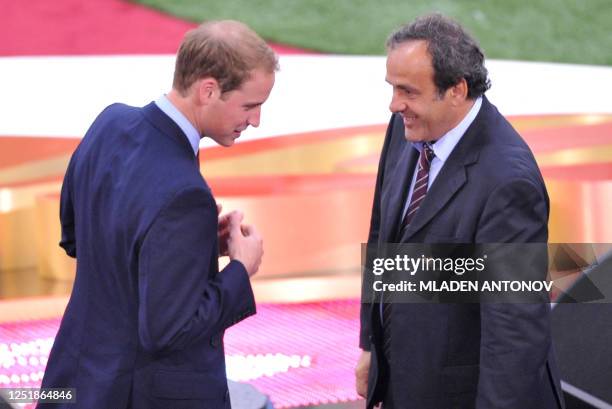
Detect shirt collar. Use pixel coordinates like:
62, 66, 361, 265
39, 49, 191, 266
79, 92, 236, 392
154, 95, 201, 156
414, 96, 482, 162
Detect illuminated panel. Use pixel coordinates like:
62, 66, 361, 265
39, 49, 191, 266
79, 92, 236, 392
0, 300, 362, 408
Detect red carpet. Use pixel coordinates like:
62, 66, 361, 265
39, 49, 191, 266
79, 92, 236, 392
1, 0, 311, 56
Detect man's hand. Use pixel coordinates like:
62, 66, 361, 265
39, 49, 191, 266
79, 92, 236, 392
355, 350, 371, 398
227, 218, 263, 277
217, 204, 243, 257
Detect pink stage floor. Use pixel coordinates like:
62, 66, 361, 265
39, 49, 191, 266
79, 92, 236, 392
0, 299, 363, 408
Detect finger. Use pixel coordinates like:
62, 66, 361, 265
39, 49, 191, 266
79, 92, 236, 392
216, 203, 222, 215
243, 224, 261, 237
218, 229, 231, 240
219, 210, 239, 227
229, 211, 244, 226
222, 211, 241, 228
218, 214, 231, 228
230, 214, 245, 234
240, 224, 254, 236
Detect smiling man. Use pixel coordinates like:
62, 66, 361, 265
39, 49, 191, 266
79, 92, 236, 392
39, 21, 277, 409
356, 14, 565, 409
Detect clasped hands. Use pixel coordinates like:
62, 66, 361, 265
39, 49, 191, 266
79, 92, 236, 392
217, 204, 263, 277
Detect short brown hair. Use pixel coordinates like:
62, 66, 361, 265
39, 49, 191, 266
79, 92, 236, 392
173, 20, 279, 95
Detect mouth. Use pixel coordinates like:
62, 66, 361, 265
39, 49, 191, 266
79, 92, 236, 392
402, 114, 417, 128
233, 126, 247, 137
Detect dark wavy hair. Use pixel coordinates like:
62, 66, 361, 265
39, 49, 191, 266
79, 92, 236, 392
387, 13, 491, 99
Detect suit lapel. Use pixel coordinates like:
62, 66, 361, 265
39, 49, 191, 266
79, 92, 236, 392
381, 142, 419, 242
400, 157, 468, 240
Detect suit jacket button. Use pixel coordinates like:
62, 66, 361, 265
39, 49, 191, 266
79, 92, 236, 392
210, 336, 219, 348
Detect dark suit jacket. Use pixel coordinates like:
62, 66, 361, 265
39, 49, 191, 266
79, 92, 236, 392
360, 97, 565, 409
39, 103, 255, 409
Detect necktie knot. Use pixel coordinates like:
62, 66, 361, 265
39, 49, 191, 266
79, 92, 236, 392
422, 144, 435, 165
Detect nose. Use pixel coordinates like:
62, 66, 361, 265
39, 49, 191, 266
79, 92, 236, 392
389, 90, 406, 114
248, 107, 261, 128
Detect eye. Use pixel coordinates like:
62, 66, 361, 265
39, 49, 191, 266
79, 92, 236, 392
396, 86, 418, 99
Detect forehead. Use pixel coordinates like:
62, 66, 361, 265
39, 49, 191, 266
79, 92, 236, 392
385, 40, 434, 83
241, 69, 275, 92
227, 69, 275, 101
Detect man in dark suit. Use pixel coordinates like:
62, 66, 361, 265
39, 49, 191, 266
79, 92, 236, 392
39, 20, 277, 409
355, 14, 565, 409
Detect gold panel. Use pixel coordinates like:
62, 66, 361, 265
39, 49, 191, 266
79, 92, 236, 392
203, 133, 383, 177
0, 154, 70, 187
511, 114, 612, 130
34, 195, 76, 281
547, 179, 612, 242
537, 145, 612, 167
216, 186, 374, 277
0, 207, 38, 271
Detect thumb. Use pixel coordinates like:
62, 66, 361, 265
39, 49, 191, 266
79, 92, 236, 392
229, 212, 244, 232
228, 210, 244, 229
241, 224, 254, 236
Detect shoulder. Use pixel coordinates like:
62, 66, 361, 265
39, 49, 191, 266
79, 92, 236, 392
93, 103, 139, 121
454, 99, 547, 211
101, 102, 140, 116
475, 100, 541, 181
85, 103, 145, 137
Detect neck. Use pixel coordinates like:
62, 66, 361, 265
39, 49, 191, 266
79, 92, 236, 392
454, 98, 476, 125
444, 98, 476, 135
167, 89, 203, 137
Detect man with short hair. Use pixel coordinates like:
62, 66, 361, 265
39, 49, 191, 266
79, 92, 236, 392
356, 14, 565, 409
39, 20, 277, 409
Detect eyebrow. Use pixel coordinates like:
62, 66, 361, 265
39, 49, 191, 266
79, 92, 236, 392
386, 79, 419, 94
243, 102, 264, 109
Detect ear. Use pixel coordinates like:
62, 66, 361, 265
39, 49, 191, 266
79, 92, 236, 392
196, 77, 220, 105
449, 78, 468, 105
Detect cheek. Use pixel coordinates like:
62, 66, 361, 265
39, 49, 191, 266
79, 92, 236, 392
425, 102, 445, 122
409, 100, 426, 116
229, 108, 247, 124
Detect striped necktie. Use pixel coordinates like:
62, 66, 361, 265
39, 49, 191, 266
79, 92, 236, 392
382, 144, 435, 361
402, 144, 435, 228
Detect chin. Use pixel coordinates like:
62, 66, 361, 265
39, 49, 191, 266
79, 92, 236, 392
404, 128, 433, 143
404, 129, 422, 142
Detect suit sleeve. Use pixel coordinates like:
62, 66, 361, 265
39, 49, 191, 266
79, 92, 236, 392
137, 186, 255, 355
475, 178, 553, 408
59, 152, 78, 258
359, 114, 396, 351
